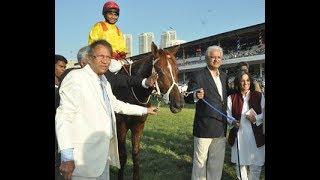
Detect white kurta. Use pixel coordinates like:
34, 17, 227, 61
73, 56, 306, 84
227, 91, 265, 166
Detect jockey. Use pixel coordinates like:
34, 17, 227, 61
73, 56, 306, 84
88, 0, 130, 73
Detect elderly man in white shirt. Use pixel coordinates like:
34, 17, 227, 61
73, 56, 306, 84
185, 45, 230, 180
55, 40, 157, 180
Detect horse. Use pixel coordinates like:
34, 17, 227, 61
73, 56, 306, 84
113, 42, 184, 180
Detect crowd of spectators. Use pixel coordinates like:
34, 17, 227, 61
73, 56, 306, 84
177, 43, 265, 66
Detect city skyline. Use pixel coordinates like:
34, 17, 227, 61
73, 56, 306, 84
124, 30, 185, 57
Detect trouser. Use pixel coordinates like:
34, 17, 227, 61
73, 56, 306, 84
72, 163, 109, 180
235, 164, 262, 180
191, 136, 226, 180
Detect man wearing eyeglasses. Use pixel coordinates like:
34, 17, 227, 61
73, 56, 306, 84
88, 0, 127, 74
55, 45, 158, 179
56, 40, 158, 180
185, 46, 229, 180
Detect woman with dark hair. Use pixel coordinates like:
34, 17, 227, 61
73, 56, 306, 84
227, 70, 265, 180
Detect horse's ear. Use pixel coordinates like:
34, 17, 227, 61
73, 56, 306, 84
151, 42, 159, 58
169, 44, 180, 56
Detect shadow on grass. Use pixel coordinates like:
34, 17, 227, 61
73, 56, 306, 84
109, 130, 245, 180
110, 129, 193, 180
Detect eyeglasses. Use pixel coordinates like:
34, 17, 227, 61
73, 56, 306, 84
93, 55, 112, 61
209, 56, 222, 60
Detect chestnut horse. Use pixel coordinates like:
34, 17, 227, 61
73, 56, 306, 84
113, 42, 184, 180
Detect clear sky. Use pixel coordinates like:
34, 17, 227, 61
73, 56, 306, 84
55, 0, 265, 60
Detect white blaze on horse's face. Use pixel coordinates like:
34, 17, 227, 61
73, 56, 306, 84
163, 58, 178, 104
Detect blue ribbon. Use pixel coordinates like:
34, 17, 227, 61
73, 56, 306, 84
201, 98, 236, 123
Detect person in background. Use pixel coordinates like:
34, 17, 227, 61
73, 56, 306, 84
55, 54, 68, 110
54, 54, 68, 180
55, 55, 68, 88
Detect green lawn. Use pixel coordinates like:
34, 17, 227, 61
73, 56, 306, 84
110, 103, 265, 180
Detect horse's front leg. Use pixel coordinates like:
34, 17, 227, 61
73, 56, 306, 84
116, 115, 129, 180
131, 118, 146, 180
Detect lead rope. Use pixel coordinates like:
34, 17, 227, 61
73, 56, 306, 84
236, 131, 242, 180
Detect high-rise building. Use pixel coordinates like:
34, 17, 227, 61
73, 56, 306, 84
123, 34, 133, 57
138, 32, 155, 54
160, 30, 177, 48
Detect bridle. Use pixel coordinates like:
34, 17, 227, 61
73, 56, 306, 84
128, 56, 179, 107
152, 57, 179, 104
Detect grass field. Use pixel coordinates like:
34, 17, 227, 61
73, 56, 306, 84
110, 103, 265, 180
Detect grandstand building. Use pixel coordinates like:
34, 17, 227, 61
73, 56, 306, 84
131, 23, 265, 85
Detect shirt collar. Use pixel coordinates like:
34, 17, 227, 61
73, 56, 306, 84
83, 64, 109, 86
206, 66, 220, 76
83, 64, 101, 83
